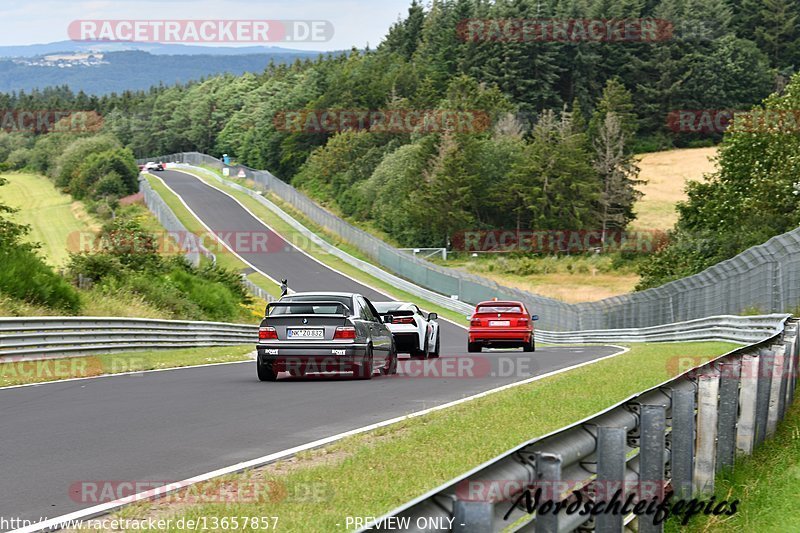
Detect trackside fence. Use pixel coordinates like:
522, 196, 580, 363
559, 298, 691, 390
140, 153, 800, 331
363, 317, 798, 533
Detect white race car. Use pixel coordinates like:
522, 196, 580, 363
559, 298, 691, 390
374, 302, 440, 359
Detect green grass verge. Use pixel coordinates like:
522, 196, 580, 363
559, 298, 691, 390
668, 396, 800, 532
0, 172, 100, 267
95, 342, 735, 532
0, 345, 254, 388
144, 174, 281, 300
178, 168, 470, 327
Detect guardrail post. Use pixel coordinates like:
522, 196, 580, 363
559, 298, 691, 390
670, 385, 695, 499
694, 370, 719, 495
453, 501, 493, 533
786, 327, 798, 408
533, 452, 562, 533
736, 354, 758, 455
596, 426, 626, 533
638, 404, 667, 533
716, 360, 741, 472
767, 345, 786, 437
755, 349, 775, 447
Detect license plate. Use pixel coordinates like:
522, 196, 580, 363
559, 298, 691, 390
489, 321, 511, 327
288, 329, 324, 339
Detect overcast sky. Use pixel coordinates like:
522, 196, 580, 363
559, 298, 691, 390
0, 0, 416, 50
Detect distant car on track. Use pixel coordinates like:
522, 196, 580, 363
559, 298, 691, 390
143, 161, 164, 171
256, 292, 397, 381
373, 302, 440, 359
467, 300, 538, 353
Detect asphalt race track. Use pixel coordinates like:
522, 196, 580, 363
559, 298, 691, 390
0, 169, 619, 527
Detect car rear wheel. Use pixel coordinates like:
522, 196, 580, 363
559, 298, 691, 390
523, 336, 535, 353
354, 346, 374, 380
382, 343, 398, 375
468, 342, 482, 353
430, 332, 440, 359
257, 360, 278, 382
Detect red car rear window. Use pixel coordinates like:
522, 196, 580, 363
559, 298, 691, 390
476, 306, 523, 314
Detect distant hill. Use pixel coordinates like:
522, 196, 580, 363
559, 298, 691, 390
0, 40, 320, 58
0, 49, 326, 94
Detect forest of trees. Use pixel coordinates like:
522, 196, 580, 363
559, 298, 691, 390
1, 0, 799, 291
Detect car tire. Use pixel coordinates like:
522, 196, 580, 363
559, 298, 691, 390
523, 336, 535, 353
430, 332, 440, 359
383, 343, 398, 375
257, 360, 278, 382
422, 335, 430, 360
354, 346, 374, 380
468, 342, 482, 353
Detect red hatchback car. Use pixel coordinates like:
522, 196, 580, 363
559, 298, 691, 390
468, 300, 538, 353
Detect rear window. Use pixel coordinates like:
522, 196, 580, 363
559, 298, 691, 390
373, 302, 402, 314
476, 305, 523, 314
270, 295, 353, 316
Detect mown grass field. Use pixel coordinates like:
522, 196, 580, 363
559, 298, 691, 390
0, 172, 100, 267
79, 341, 737, 533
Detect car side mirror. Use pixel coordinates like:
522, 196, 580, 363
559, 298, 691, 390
465, 315, 473, 321
428, 313, 438, 321
383, 315, 394, 324
531, 315, 540, 321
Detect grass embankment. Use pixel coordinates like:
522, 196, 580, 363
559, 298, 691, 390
174, 168, 470, 327
668, 397, 800, 532
1, 171, 100, 267
0, 345, 254, 388
76, 342, 735, 533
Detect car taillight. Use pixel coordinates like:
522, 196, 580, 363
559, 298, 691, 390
395, 317, 416, 325
259, 327, 278, 340
517, 318, 529, 326
334, 327, 357, 340
471, 318, 481, 326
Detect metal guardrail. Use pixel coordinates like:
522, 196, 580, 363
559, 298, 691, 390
364, 317, 797, 533
536, 314, 790, 345
0, 317, 258, 359
0, 314, 787, 362
140, 153, 800, 332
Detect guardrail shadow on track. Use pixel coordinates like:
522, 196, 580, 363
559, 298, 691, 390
362, 317, 798, 533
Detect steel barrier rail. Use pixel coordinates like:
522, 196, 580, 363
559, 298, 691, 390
363, 317, 798, 533
0, 317, 258, 359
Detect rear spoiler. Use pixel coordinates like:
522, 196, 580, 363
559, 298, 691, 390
385, 310, 414, 317
266, 301, 352, 317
